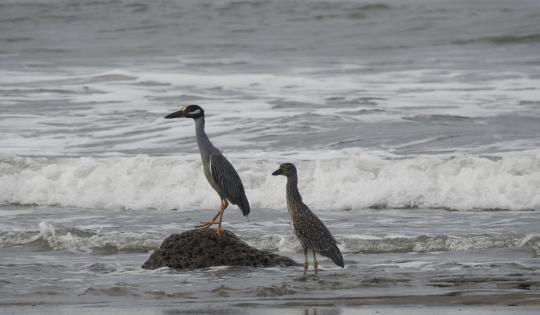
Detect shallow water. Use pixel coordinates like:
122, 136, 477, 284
1, 205, 540, 308
1, 0, 540, 310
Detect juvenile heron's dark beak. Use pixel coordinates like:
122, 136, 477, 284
164, 109, 187, 119
272, 169, 283, 176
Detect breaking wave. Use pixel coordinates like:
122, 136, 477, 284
1, 151, 539, 211
1, 222, 538, 255
0, 222, 158, 253
242, 232, 540, 255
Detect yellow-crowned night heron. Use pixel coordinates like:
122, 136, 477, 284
165, 105, 250, 237
272, 163, 344, 274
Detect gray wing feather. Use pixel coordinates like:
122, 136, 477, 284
210, 154, 250, 216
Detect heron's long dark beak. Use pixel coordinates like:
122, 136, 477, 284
164, 110, 187, 119
272, 169, 283, 176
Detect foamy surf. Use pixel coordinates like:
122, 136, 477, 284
0, 222, 158, 253
2, 65, 539, 157
242, 232, 540, 256
2, 221, 538, 256
1, 151, 539, 211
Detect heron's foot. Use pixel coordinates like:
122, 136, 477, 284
214, 227, 222, 238
195, 220, 219, 229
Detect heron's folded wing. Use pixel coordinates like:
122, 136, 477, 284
210, 154, 250, 215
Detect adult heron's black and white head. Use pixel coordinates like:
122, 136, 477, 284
164, 104, 204, 120
272, 163, 297, 177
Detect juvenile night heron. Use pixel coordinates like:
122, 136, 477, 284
272, 163, 344, 274
165, 105, 250, 237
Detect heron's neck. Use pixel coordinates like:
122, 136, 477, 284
286, 174, 303, 212
194, 117, 214, 156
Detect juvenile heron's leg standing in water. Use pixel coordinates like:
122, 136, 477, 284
303, 248, 309, 275
272, 163, 345, 275
313, 251, 318, 274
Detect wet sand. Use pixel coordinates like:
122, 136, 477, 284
2, 296, 540, 315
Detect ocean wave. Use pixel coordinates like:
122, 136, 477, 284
0, 222, 158, 253
243, 232, 540, 255
1, 151, 539, 211
519, 233, 540, 257
2, 222, 537, 255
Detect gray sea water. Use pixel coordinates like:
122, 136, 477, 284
1, 0, 540, 312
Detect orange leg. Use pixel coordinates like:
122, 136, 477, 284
195, 199, 228, 237
194, 212, 220, 228
216, 199, 229, 237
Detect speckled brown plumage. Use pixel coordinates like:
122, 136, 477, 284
272, 163, 344, 274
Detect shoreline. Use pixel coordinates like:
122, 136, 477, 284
3, 291, 540, 308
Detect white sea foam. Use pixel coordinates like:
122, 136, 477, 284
1, 66, 539, 156
519, 233, 540, 256
1, 150, 539, 211
245, 232, 539, 254
0, 221, 158, 253
2, 221, 534, 255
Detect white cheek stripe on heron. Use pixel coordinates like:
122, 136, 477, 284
190, 109, 202, 115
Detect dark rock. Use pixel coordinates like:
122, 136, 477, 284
142, 229, 299, 270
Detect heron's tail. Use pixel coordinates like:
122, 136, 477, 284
237, 194, 250, 216
327, 245, 345, 268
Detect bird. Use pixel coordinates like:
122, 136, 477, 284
165, 105, 250, 237
272, 163, 344, 274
